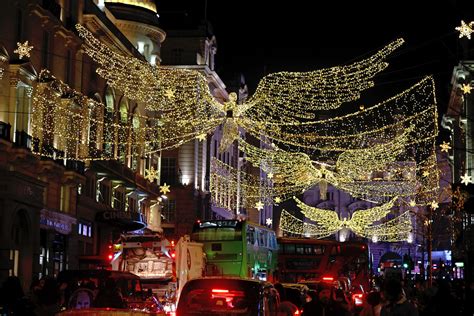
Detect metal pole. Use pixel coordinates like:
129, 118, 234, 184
427, 206, 433, 287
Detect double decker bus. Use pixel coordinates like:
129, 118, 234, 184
277, 237, 369, 291
192, 220, 278, 281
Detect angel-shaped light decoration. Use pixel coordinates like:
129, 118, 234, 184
76, 24, 404, 153
280, 198, 412, 242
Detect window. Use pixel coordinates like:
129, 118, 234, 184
161, 157, 177, 185
78, 221, 92, 237
60, 185, 70, 213
128, 196, 137, 213
42, 31, 50, 69
246, 225, 255, 245
113, 188, 125, 211
326, 192, 334, 200
99, 181, 110, 205
15, 84, 32, 138
162, 199, 176, 223
66, 50, 72, 84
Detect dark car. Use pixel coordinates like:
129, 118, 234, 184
57, 269, 164, 314
176, 277, 278, 315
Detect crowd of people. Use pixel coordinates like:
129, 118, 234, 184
275, 278, 474, 316
0, 275, 127, 315
1, 275, 474, 315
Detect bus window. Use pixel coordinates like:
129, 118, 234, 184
314, 246, 324, 255
193, 227, 242, 241
304, 245, 313, 255
284, 244, 295, 254
296, 244, 305, 255
258, 230, 265, 247
247, 226, 255, 245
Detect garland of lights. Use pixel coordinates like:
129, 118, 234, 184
279, 208, 412, 242
30, 70, 223, 160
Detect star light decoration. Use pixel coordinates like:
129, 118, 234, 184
461, 173, 473, 186
255, 201, 264, 211
196, 133, 207, 141
440, 142, 451, 153
266, 218, 273, 226
160, 183, 171, 195
164, 88, 175, 99
461, 83, 472, 94
430, 201, 439, 209
14, 41, 33, 59
145, 166, 159, 182
455, 20, 474, 39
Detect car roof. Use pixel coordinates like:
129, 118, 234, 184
281, 283, 309, 291
57, 269, 141, 282
186, 277, 273, 288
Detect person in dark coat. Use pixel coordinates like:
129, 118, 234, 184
381, 278, 418, 316
93, 278, 126, 309
0, 276, 25, 315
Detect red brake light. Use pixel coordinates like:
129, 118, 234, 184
352, 294, 364, 306
108, 254, 113, 260
322, 276, 334, 281
294, 310, 300, 315
171, 252, 176, 259
212, 289, 229, 293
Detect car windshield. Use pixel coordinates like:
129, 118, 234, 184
177, 279, 261, 315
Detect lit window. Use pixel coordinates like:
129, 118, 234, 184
78, 221, 92, 238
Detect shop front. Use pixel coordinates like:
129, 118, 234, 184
39, 209, 77, 278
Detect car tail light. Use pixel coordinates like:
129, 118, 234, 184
352, 293, 364, 306
212, 289, 230, 293
294, 309, 300, 315
167, 312, 176, 316
322, 276, 334, 281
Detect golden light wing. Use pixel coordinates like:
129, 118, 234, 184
243, 38, 404, 121
347, 197, 398, 234
335, 127, 412, 181
294, 197, 341, 232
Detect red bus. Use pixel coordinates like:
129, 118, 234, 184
276, 237, 370, 292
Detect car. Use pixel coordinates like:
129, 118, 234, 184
57, 269, 165, 315
176, 277, 278, 315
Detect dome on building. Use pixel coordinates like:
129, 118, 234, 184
105, 0, 157, 13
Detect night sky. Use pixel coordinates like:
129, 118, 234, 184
158, 0, 474, 114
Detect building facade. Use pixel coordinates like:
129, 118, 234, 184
443, 61, 474, 280
0, 0, 166, 289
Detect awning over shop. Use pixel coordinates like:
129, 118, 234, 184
96, 210, 146, 231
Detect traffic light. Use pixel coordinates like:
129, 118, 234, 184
107, 243, 114, 261
402, 254, 413, 270
168, 240, 176, 259
169, 249, 176, 259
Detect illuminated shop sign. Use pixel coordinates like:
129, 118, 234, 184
40, 209, 76, 235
